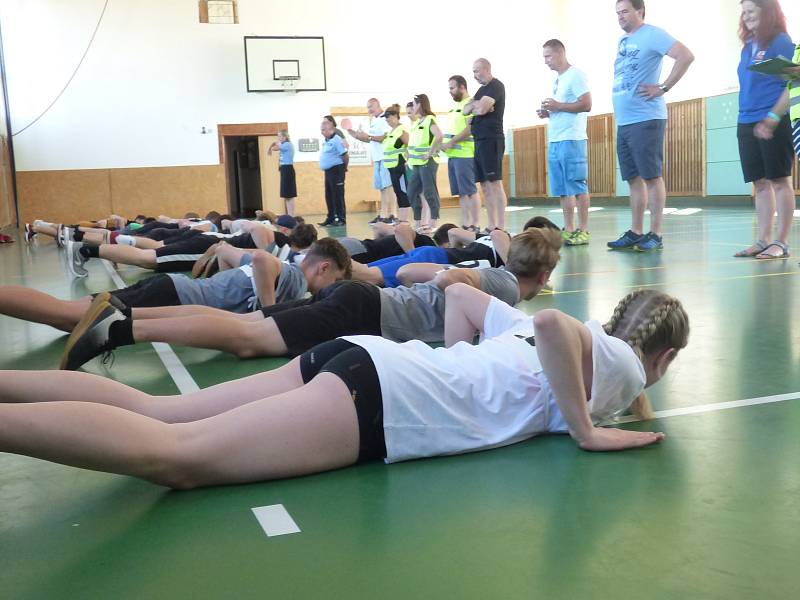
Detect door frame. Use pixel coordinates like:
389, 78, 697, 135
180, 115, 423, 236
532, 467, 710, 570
217, 122, 287, 215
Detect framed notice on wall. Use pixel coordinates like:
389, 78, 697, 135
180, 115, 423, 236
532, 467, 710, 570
338, 116, 371, 166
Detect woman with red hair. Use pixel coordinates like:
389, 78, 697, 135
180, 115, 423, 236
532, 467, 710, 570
734, 0, 795, 259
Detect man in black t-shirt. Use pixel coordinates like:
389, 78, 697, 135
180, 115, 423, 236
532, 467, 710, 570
464, 58, 508, 232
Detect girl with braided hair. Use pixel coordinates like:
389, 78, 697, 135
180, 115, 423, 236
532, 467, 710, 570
0, 288, 687, 489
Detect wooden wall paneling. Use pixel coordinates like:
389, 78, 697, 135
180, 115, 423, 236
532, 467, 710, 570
664, 98, 704, 197
587, 114, 616, 197
16, 169, 113, 225
0, 134, 14, 227
109, 165, 226, 219
512, 126, 547, 198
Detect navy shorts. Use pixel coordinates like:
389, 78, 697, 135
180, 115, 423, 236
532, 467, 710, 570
616, 119, 666, 181
448, 157, 477, 196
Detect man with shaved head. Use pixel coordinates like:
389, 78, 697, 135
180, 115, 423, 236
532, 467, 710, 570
464, 58, 507, 233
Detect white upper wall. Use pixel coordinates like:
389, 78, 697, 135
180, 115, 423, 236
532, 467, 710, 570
2, 0, 799, 171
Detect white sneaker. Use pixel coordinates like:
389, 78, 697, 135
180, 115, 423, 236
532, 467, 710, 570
66, 240, 88, 278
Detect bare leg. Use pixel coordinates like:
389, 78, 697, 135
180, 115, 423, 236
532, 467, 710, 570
134, 314, 288, 358
284, 198, 296, 216
0, 362, 304, 421
644, 177, 666, 235
772, 176, 794, 244
561, 195, 576, 232
132, 305, 262, 320
577, 193, 591, 231
0, 286, 92, 331
0, 373, 359, 488
467, 193, 481, 228
753, 178, 776, 243
628, 176, 647, 235
32, 223, 58, 238
491, 181, 507, 231
98, 245, 158, 269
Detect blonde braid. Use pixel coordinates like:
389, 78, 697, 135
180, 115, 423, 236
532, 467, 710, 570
626, 297, 683, 360
603, 289, 648, 336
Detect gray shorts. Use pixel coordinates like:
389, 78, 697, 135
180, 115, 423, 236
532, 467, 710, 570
616, 119, 666, 181
448, 157, 477, 196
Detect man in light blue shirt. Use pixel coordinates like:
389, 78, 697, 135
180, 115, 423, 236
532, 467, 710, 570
538, 39, 593, 246
608, 0, 694, 252
319, 119, 349, 227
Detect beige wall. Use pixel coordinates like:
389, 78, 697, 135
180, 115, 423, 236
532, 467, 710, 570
16, 162, 461, 224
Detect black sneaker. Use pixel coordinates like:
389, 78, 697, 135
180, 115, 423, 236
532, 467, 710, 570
60, 296, 128, 370
317, 219, 334, 226
368, 215, 382, 224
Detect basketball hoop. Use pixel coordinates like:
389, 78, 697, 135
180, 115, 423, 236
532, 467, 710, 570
278, 75, 299, 94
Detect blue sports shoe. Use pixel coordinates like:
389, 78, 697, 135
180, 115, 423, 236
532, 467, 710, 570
607, 230, 643, 249
635, 231, 663, 251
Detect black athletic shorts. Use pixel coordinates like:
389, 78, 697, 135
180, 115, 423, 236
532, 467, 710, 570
263, 281, 383, 356
154, 233, 220, 272
737, 115, 794, 183
351, 232, 436, 264
474, 137, 505, 183
299, 339, 386, 463
108, 274, 181, 308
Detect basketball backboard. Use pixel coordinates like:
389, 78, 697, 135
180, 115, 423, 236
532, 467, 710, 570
244, 36, 326, 92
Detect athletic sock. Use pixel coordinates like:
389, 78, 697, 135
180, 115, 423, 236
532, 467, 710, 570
80, 245, 100, 259
115, 234, 136, 246
108, 318, 135, 347
73, 231, 85, 242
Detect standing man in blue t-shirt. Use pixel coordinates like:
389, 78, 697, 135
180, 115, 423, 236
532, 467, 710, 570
319, 119, 349, 227
464, 58, 507, 233
538, 39, 593, 246
608, 0, 694, 252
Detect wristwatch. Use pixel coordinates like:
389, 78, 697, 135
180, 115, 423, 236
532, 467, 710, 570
659, 84, 670, 93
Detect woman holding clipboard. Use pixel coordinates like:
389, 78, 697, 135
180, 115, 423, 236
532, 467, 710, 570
734, 0, 795, 259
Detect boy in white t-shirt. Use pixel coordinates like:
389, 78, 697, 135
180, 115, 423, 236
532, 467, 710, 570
0, 288, 688, 488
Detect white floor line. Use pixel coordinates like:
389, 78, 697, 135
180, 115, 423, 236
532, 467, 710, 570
614, 391, 800, 424
101, 261, 200, 393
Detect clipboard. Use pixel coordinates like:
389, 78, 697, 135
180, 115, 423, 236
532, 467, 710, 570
747, 55, 799, 77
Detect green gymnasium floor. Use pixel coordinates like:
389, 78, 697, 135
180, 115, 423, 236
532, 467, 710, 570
1, 204, 799, 599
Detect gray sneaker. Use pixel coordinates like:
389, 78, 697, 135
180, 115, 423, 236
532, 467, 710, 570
60, 295, 127, 370
66, 240, 88, 278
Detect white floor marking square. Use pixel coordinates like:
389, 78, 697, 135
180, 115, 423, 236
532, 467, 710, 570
505, 206, 534, 212
550, 207, 604, 213
671, 208, 702, 216
645, 207, 678, 215
252, 504, 301, 537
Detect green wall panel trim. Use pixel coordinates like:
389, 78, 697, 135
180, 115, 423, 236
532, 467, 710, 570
707, 162, 751, 196
706, 92, 739, 130
707, 127, 741, 163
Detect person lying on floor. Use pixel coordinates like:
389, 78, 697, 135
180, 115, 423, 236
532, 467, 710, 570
0, 237, 350, 342
0, 287, 687, 489
64, 215, 314, 277
60, 226, 561, 369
